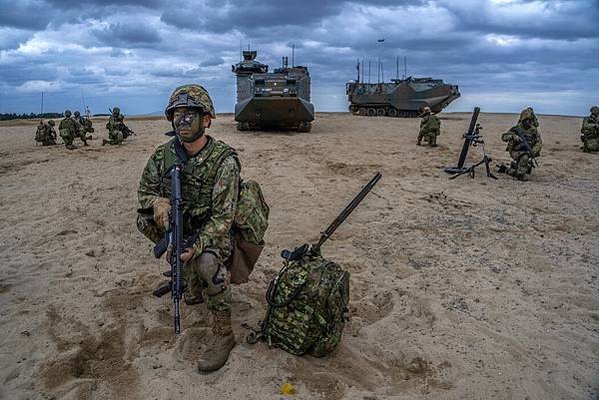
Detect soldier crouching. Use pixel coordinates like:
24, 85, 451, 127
417, 106, 441, 147
498, 108, 542, 181
137, 84, 239, 372
580, 106, 599, 153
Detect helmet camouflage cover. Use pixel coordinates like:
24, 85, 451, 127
519, 107, 534, 122
422, 106, 431, 115
165, 84, 216, 121
113, 107, 120, 114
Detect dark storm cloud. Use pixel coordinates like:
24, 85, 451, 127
0, 1, 52, 30
92, 22, 162, 46
45, 0, 164, 10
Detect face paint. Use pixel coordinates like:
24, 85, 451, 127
173, 108, 204, 142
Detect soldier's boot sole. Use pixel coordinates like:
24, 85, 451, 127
197, 334, 235, 373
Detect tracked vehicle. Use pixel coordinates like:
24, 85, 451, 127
346, 76, 460, 118
232, 50, 314, 132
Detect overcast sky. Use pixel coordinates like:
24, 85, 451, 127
0, 0, 597, 116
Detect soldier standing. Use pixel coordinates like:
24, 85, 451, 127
58, 110, 78, 150
580, 106, 599, 153
498, 108, 542, 181
417, 106, 441, 146
137, 84, 239, 372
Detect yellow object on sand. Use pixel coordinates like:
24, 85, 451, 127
280, 382, 296, 395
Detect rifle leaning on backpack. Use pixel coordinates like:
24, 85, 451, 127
513, 127, 539, 170
281, 171, 382, 262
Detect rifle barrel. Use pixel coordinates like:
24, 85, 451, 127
314, 172, 381, 250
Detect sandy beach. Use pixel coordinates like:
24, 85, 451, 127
0, 112, 597, 400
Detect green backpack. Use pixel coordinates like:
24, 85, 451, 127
258, 251, 350, 357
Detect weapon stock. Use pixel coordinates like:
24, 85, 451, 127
281, 172, 382, 261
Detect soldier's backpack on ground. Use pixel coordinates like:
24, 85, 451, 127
251, 172, 381, 357
260, 250, 350, 356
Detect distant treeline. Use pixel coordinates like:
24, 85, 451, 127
0, 113, 64, 121
0, 113, 111, 121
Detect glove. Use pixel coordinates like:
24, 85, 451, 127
153, 197, 171, 231
512, 135, 522, 144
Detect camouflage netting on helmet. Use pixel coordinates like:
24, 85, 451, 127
165, 84, 216, 120
259, 252, 350, 357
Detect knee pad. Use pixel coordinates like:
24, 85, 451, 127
196, 252, 228, 296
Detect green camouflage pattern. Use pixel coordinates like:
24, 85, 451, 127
581, 112, 599, 152
58, 117, 77, 146
501, 123, 543, 177
519, 107, 539, 127
418, 114, 441, 146
166, 84, 216, 119
234, 179, 269, 245
105, 113, 132, 143
138, 136, 240, 312
35, 122, 57, 145
261, 252, 350, 357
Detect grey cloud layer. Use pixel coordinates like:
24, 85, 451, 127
0, 0, 597, 115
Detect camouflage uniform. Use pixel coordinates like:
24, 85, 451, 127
138, 84, 239, 373
35, 120, 57, 146
138, 135, 240, 312
580, 106, 599, 153
500, 108, 542, 180
104, 107, 132, 145
59, 110, 78, 150
73, 111, 89, 146
417, 107, 441, 146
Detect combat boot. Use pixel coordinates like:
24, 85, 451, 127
197, 311, 235, 373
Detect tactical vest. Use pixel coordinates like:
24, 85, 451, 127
158, 136, 238, 235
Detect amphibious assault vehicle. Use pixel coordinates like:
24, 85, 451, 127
346, 76, 460, 118
232, 50, 314, 132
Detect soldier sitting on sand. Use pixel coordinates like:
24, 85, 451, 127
417, 106, 441, 147
580, 106, 599, 153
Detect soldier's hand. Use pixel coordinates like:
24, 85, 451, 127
512, 135, 522, 144
153, 197, 171, 230
181, 248, 195, 263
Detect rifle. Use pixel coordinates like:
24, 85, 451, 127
152, 164, 186, 335
281, 172, 382, 261
513, 127, 539, 169
445, 107, 480, 174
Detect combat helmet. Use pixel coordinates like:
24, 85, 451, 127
421, 106, 431, 116
113, 107, 120, 114
591, 106, 599, 115
165, 84, 216, 121
48, 120, 55, 126
74, 111, 80, 117
64, 109, 71, 117
519, 107, 534, 122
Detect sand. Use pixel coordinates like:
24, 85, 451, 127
0, 112, 597, 400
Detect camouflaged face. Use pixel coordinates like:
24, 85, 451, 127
591, 106, 599, 115
166, 84, 216, 120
